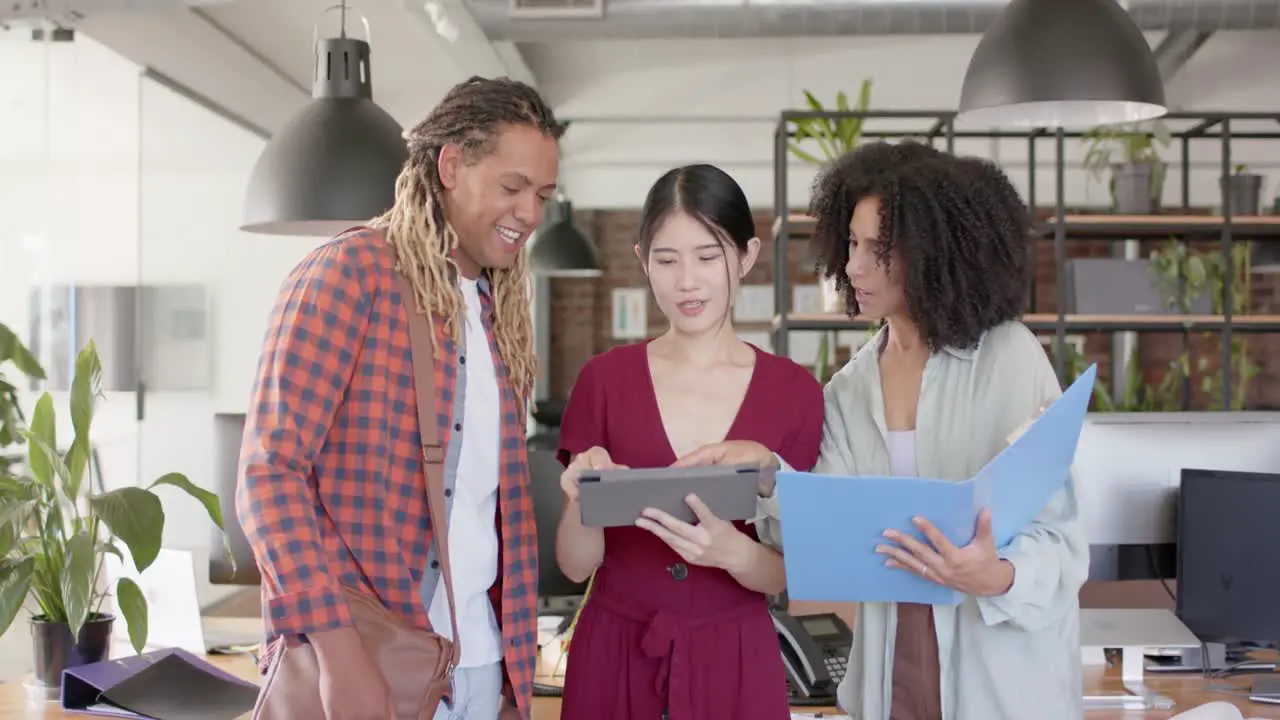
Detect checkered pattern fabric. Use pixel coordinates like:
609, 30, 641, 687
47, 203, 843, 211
236, 228, 539, 715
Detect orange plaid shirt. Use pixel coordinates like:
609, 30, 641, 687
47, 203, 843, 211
236, 228, 539, 715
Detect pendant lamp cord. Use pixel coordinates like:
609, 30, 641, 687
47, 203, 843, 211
339, 0, 347, 38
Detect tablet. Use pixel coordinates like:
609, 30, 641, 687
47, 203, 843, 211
578, 464, 764, 528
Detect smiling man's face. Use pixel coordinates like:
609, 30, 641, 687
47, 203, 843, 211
438, 123, 560, 278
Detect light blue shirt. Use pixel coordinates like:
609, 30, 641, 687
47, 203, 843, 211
762, 321, 1089, 720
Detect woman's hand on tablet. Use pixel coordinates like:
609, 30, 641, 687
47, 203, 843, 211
674, 440, 777, 469
635, 493, 755, 573
561, 446, 626, 503
673, 440, 781, 496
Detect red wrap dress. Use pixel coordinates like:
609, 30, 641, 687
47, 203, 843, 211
556, 341, 824, 720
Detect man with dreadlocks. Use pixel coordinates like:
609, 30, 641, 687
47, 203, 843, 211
236, 76, 563, 720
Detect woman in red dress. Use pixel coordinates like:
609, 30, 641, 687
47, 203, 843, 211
554, 163, 824, 720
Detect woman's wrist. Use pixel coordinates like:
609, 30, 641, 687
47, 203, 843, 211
724, 534, 765, 578
979, 558, 1016, 597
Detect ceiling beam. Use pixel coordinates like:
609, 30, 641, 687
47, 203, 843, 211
76, 8, 308, 135
1153, 28, 1213, 84
408, 0, 538, 87
491, 40, 539, 88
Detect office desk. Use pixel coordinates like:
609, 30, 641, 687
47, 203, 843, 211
0, 619, 1276, 719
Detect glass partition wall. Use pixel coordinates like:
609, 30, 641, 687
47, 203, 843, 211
0, 23, 144, 499
2, 22, 320, 609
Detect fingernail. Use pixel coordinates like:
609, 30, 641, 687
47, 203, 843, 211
875, 545, 889, 554
882, 530, 896, 539
912, 517, 924, 526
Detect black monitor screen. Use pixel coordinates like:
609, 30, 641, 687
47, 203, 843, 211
1176, 468, 1280, 647
209, 413, 262, 586
528, 439, 588, 599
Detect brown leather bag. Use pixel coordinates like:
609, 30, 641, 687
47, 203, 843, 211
253, 271, 462, 720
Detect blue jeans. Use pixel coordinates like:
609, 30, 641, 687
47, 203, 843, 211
433, 662, 504, 720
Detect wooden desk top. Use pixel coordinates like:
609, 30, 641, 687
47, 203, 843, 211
1, 619, 1277, 719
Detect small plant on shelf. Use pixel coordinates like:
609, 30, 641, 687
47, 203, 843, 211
1147, 240, 1259, 410
1081, 120, 1171, 214
786, 80, 873, 167
1221, 162, 1265, 217
1053, 341, 1182, 412
0, 339, 229, 692
786, 80, 875, 384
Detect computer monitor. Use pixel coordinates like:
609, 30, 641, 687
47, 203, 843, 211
1073, 412, 1280, 582
528, 433, 588, 611
209, 412, 262, 586
1176, 468, 1280, 649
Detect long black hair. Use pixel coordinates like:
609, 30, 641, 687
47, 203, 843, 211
809, 141, 1031, 351
638, 163, 755, 255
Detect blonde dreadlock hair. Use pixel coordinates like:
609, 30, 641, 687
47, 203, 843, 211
371, 76, 565, 409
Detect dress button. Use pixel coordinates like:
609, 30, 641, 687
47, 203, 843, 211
669, 563, 688, 581
454, 422, 462, 431
444, 488, 453, 498
430, 560, 439, 569
459, 355, 466, 365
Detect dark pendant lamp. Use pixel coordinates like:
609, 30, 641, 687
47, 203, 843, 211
529, 194, 602, 277
241, 4, 408, 236
957, 0, 1167, 128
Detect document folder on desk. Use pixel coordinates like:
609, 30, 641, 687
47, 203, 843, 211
777, 364, 1097, 606
62, 647, 259, 719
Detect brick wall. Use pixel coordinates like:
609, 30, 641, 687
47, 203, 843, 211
546, 209, 812, 400
545, 210, 1280, 410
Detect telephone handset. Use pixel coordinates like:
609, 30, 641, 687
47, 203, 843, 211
771, 610, 853, 702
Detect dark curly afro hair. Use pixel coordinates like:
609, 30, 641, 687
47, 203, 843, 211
809, 140, 1032, 351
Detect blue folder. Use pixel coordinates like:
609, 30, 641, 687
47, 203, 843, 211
776, 364, 1097, 605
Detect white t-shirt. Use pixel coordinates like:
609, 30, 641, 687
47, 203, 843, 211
427, 276, 503, 668
887, 430, 918, 478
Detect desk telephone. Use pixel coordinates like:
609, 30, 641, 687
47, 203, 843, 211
771, 610, 853, 703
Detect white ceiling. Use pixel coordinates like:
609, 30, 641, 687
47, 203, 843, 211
73, 0, 537, 138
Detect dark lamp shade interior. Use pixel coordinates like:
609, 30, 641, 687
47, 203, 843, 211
241, 97, 408, 236
957, 0, 1167, 129
529, 221, 602, 277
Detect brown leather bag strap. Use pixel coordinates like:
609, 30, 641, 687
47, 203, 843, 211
396, 272, 462, 670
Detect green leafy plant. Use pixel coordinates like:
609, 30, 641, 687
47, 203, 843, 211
1081, 120, 1171, 205
0, 339, 228, 654
1146, 240, 1259, 410
786, 80, 875, 384
1054, 340, 1185, 413
787, 80, 874, 167
0, 322, 45, 478
1202, 242, 1259, 409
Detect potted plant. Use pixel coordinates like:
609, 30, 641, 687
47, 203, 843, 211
1221, 163, 1264, 217
0, 339, 228, 695
787, 80, 874, 382
1147, 240, 1259, 410
1081, 120, 1171, 214
0, 321, 45, 477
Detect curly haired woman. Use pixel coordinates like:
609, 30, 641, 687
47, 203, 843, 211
818, 141, 1089, 720
694, 141, 1089, 720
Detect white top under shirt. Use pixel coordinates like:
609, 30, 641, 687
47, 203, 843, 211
886, 430, 917, 477
427, 276, 503, 668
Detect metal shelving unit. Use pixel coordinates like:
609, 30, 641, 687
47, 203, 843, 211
771, 110, 1280, 410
